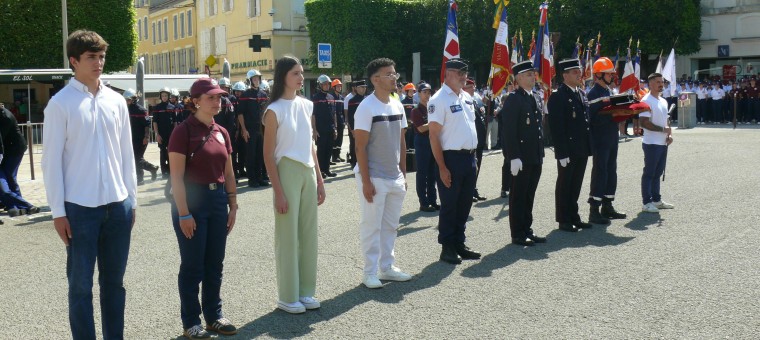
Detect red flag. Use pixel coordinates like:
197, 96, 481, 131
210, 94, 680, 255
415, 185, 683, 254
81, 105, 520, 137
440, 0, 460, 83
489, 6, 511, 95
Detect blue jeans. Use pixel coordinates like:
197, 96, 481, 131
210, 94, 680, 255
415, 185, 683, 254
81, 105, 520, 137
641, 143, 668, 205
414, 134, 437, 207
65, 199, 133, 340
0, 152, 32, 210
171, 183, 229, 329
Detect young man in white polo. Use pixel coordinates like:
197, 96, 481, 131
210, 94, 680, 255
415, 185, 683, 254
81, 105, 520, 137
353, 58, 412, 288
638, 72, 675, 213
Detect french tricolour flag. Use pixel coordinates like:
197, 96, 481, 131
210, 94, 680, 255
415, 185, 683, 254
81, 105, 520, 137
440, 0, 460, 83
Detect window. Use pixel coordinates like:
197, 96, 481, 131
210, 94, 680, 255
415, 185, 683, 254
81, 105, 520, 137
248, 0, 259, 17
152, 21, 156, 45
157, 20, 162, 44
208, 0, 217, 16
143, 17, 148, 41
187, 10, 193, 36
164, 18, 168, 42
173, 15, 178, 40
209, 27, 216, 55
223, 0, 233, 12
137, 19, 141, 41
189, 47, 196, 73
215, 25, 227, 55
180, 12, 185, 38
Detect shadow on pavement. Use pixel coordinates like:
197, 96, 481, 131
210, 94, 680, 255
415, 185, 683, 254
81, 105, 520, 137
232, 261, 456, 339
624, 211, 664, 230
460, 224, 634, 279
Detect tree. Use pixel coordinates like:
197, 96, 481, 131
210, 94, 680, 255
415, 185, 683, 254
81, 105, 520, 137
0, 0, 137, 72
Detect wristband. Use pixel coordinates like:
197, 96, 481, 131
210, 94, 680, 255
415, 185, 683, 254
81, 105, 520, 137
179, 214, 193, 220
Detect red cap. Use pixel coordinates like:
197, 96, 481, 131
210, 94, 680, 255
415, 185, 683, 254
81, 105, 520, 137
190, 78, 228, 97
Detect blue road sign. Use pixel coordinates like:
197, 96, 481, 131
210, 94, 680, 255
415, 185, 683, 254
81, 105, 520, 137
318, 43, 332, 68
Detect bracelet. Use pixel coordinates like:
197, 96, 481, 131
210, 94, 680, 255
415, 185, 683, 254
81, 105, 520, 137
179, 214, 192, 220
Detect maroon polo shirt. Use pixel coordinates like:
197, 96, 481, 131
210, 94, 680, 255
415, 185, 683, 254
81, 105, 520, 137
410, 104, 430, 136
168, 115, 232, 184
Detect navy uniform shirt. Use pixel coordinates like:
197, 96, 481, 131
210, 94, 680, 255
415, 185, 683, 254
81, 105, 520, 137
500, 87, 545, 164
347, 93, 365, 130
312, 90, 336, 132
238, 87, 269, 132
547, 83, 592, 159
216, 96, 237, 137
587, 83, 617, 143
151, 101, 176, 138
333, 92, 345, 125
128, 102, 150, 141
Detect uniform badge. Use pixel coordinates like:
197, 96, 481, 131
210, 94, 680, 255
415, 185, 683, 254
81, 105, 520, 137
450, 104, 463, 113
215, 132, 225, 143
429, 105, 436, 114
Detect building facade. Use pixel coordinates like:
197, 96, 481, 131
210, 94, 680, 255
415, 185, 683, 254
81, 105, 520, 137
134, 0, 198, 75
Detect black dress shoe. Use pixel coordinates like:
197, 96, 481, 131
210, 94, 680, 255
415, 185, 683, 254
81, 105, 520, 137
512, 237, 535, 246
475, 194, 487, 201
321, 172, 328, 179
573, 221, 593, 229
326, 171, 338, 177
329, 161, 336, 165
456, 243, 481, 259
249, 181, 260, 188
150, 170, 158, 181
137, 180, 145, 186
527, 234, 547, 243
601, 202, 627, 219
336, 157, 346, 162
440, 245, 462, 264
500, 191, 508, 198
472, 197, 479, 202
419, 205, 437, 212
258, 180, 271, 187
431, 203, 440, 210
558, 223, 579, 232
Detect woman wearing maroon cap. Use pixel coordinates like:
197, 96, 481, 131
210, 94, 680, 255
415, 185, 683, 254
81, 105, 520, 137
262, 56, 326, 314
168, 78, 238, 338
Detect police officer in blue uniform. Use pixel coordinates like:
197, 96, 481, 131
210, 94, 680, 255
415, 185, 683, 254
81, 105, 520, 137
238, 69, 271, 187
152, 87, 176, 178
428, 59, 482, 264
463, 78, 487, 202
501, 60, 547, 246
312, 74, 337, 178
587, 57, 627, 223
547, 59, 593, 232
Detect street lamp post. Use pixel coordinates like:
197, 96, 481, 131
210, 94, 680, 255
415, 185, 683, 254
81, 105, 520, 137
62, 0, 69, 69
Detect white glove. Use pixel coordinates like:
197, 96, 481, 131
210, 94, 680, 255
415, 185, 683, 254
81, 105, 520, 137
559, 158, 570, 167
510, 158, 523, 176
0, 154, 4, 164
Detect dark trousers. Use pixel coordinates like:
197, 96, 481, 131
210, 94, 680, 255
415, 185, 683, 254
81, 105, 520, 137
246, 130, 264, 182
509, 163, 542, 239
555, 156, 588, 223
413, 134, 437, 207
501, 156, 513, 193
65, 200, 133, 340
159, 143, 170, 174
405, 126, 415, 151
641, 143, 668, 205
739, 99, 748, 122
332, 123, 345, 160
171, 183, 228, 329
0, 152, 32, 210
131, 139, 156, 182
316, 129, 333, 174
697, 99, 707, 123
666, 97, 678, 121
723, 96, 732, 121
436, 151, 476, 245
589, 138, 618, 207
474, 147, 484, 196
712, 99, 723, 122
751, 98, 760, 122
235, 135, 246, 175
347, 130, 356, 167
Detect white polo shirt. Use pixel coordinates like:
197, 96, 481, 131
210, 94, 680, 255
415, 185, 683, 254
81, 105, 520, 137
427, 83, 478, 151
639, 93, 669, 146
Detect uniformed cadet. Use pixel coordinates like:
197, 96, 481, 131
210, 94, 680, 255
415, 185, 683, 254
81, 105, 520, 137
710, 82, 725, 124
124, 89, 159, 184
463, 78, 487, 202
411, 82, 438, 212
238, 69, 271, 187
747, 77, 759, 123
311, 74, 337, 178
427, 58, 482, 264
696, 82, 708, 124
547, 59, 593, 233
401, 83, 416, 150
587, 57, 626, 224
330, 79, 347, 163
346, 80, 367, 168
499, 84, 514, 199
501, 61, 547, 246
152, 86, 176, 178
216, 78, 237, 168
230, 81, 247, 177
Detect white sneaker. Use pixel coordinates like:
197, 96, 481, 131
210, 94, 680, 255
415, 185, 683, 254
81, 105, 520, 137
654, 201, 674, 209
363, 274, 383, 289
378, 266, 412, 282
299, 296, 320, 310
642, 202, 659, 213
277, 300, 306, 314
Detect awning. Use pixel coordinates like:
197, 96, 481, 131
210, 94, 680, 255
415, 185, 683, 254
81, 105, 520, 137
102, 74, 207, 94
0, 69, 73, 83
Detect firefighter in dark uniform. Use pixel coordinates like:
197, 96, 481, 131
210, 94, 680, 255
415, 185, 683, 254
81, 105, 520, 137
587, 57, 627, 223
401, 83, 416, 151
501, 60, 547, 246
169, 88, 186, 123
238, 69, 270, 187
547, 59, 593, 232
230, 81, 247, 177
331, 79, 347, 163
463, 78, 487, 202
312, 74, 337, 178
217, 78, 237, 179
152, 86, 176, 178
124, 89, 158, 184
347, 80, 367, 168
748, 77, 760, 123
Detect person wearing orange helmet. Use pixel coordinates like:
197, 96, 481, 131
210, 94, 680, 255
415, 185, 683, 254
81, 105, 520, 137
330, 79, 346, 163
586, 57, 627, 224
401, 83, 416, 150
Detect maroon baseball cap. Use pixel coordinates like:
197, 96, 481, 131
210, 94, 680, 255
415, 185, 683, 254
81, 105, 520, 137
465, 78, 475, 86
190, 78, 228, 97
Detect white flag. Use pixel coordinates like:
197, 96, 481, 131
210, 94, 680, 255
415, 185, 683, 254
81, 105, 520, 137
662, 48, 676, 97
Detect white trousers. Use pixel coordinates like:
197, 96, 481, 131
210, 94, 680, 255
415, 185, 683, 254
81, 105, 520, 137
487, 120, 499, 148
355, 172, 406, 275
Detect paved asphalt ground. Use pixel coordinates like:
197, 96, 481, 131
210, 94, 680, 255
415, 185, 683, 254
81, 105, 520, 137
1, 125, 759, 339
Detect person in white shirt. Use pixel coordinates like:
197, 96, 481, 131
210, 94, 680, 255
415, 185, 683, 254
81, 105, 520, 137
638, 73, 675, 213
41, 30, 137, 340
710, 83, 725, 123
262, 56, 326, 314
696, 82, 708, 124
353, 58, 413, 288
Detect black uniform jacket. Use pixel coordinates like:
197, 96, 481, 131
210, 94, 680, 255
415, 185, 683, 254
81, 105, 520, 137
547, 83, 592, 160
500, 87, 545, 165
